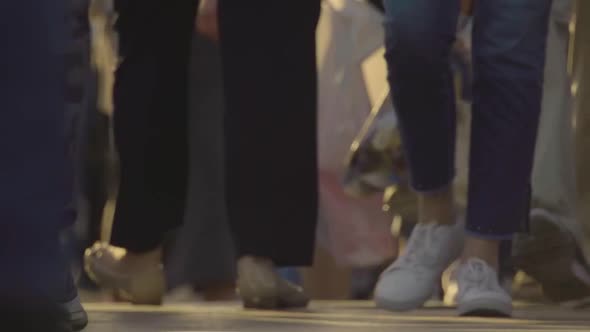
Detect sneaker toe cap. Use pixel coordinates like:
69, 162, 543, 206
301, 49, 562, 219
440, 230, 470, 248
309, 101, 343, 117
374, 271, 435, 311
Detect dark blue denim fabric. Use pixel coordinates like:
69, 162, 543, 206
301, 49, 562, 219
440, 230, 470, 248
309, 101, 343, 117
383, 0, 553, 238
0, 0, 74, 304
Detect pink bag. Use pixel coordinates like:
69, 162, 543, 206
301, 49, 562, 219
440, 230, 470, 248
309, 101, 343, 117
318, 172, 397, 267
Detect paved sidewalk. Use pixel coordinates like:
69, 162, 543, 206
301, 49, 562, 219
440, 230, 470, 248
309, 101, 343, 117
83, 301, 590, 332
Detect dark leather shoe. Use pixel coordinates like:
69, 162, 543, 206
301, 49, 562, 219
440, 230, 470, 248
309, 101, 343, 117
237, 256, 309, 309
58, 271, 88, 331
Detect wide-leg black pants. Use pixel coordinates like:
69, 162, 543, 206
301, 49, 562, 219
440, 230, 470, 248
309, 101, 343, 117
110, 0, 320, 266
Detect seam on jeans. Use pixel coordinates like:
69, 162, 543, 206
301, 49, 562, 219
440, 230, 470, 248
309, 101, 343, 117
409, 175, 455, 194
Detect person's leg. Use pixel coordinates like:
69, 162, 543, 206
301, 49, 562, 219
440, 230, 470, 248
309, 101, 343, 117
454, 0, 553, 317
510, 0, 590, 304
110, 0, 197, 253
382, 0, 459, 225
84, 0, 198, 304
530, 0, 576, 230
218, 0, 320, 308
375, 0, 464, 312
0, 0, 82, 330
464, 0, 552, 267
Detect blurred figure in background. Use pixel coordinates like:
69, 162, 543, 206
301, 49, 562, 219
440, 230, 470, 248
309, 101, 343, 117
572, 0, 590, 265
65, 0, 118, 292
375, 0, 553, 317
511, 0, 590, 305
165, 16, 236, 302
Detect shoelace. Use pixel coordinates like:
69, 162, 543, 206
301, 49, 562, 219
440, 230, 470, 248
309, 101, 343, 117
458, 259, 497, 296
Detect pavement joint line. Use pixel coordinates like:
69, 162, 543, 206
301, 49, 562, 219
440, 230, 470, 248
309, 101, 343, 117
84, 304, 589, 329
85, 303, 575, 325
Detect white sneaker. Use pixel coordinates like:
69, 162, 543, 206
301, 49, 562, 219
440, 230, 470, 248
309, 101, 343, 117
375, 222, 463, 311
455, 258, 512, 317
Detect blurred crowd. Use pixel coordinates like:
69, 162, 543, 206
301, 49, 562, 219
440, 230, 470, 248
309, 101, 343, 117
2, 0, 590, 330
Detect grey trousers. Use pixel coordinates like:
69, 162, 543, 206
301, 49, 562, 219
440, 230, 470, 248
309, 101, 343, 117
165, 34, 236, 289
531, 0, 576, 223
532, 0, 590, 260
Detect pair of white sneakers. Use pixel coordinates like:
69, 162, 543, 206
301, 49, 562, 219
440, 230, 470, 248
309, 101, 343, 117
374, 222, 513, 317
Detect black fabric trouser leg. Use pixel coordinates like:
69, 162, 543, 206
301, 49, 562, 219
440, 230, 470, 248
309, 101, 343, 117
110, 0, 198, 252
219, 0, 321, 266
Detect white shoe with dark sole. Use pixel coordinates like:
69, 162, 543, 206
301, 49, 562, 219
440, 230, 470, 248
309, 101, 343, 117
375, 221, 463, 311
455, 258, 512, 318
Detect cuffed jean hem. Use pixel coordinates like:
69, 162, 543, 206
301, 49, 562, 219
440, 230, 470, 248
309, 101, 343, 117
464, 228, 515, 241
409, 172, 455, 194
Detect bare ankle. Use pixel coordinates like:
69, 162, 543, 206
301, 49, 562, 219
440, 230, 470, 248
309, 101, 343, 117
461, 237, 500, 270
418, 186, 455, 225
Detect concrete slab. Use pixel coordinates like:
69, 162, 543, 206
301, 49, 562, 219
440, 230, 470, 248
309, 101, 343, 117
83, 301, 590, 332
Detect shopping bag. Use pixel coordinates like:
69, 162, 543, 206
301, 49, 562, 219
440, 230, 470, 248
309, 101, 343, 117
317, 172, 398, 267
316, 0, 397, 267
343, 89, 405, 197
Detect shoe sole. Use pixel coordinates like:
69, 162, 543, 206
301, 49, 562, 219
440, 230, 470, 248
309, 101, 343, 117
512, 211, 590, 303
68, 311, 88, 332
239, 288, 310, 310
457, 298, 512, 318
60, 296, 88, 331
238, 281, 309, 310
243, 296, 279, 310
236, 258, 310, 310
242, 296, 309, 310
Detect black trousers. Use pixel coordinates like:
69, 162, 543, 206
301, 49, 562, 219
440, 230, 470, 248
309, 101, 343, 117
110, 0, 320, 266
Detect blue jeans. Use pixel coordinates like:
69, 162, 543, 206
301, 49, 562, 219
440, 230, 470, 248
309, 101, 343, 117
0, 0, 74, 303
383, 0, 553, 238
